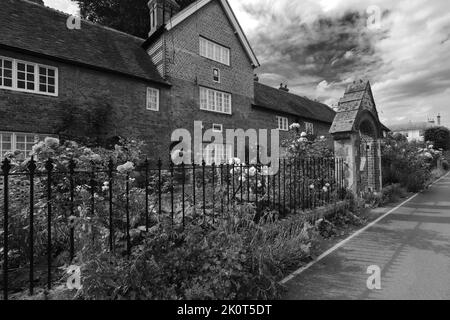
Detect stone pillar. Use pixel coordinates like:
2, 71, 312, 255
376, 139, 383, 192
334, 134, 359, 194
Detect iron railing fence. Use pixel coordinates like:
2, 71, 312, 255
0, 156, 345, 300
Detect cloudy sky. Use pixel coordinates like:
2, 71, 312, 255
44, 0, 450, 127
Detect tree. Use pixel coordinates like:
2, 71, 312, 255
72, 0, 194, 38
424, 126, 450, 150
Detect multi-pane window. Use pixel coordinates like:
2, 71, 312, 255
200, 87, 232, 114
17, 61, 35, 91
39, 66, 56, 94
0, 132, 53, 159
146, 87, 160, 111
305, 122, 314, 134
199, 37, 230, 66
0, 57, 13, 88
277, 116, 289, 131
0, 56, 58, 96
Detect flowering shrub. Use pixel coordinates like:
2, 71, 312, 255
282, 126, 333, 160
0, 137, 168, 291
382, 133, 443, 192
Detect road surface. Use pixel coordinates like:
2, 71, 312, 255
284, 174, 450, 300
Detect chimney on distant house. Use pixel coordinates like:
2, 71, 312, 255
437, 113, 441, 126
148, 0, 181, 37
279, 83, 289, 92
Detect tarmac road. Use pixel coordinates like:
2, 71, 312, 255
283, 174, 450, 300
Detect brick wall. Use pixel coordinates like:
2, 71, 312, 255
164, 0, 255, 99
161, 0, 333, 157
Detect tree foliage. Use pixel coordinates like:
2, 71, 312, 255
72, 0, 195, 38
424, 126, 450, 151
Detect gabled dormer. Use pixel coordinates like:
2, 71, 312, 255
143, 0, 260, 80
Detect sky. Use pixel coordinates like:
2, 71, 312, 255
44, 0, 450, 127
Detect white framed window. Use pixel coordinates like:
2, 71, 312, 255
0, 132, 55, 159
305, 122, 314, 134
199, 37, 230, 66
0, 57, 13, 88
200, 87, 232, 114
213, 68, 220, 83
146, 87, 160, 111
212, 124, 223, 133
277, 116, 289, 131
38, 66, 57, 94
0, 56, 58, 96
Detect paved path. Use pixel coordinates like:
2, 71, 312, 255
284, 174, 450, 300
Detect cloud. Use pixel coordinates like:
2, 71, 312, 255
43, 0, 79, 15
231, 0, 450, 127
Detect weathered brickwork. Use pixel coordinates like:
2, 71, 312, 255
164, 0, 254, 99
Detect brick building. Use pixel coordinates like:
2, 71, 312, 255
0, 0, 336, 163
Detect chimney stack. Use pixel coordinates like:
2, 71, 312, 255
148, 0, 181, 37
437, 113, 441, 126
279, 83, 289, 92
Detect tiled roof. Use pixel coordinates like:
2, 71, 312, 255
0, 0, 166, 84
330, 80, 389, 135
253, 82, 336, 123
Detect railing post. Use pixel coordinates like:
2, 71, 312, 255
2, 158, 11, 300
255, 164, 259, 207
45, 158, 54, 290
283, 158, 286, 214
278, 158, 281, 215
212, 163, 216, 224
181, 162, 186, 230
144, 159, 149, 232
240, 163, 243, 202
192, 161, 196, 214
202, 160, 206, 223
247, 164, 250, 202
90, 162, 95, 243
220, 163, 224, 219
69, 159, 76, 262
126, 172, 131, 257
170, 162, 174, 229
28, 156, 37, 296
158, 159, 162, 216
107, 159, 114, 253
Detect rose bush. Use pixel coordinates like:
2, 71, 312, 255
382, 133, 444, 192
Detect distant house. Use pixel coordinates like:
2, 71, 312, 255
0, 0, 336, 162
389, 114, 442, 142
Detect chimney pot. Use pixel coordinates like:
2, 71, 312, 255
279, 83, 289, 92
148, 0, 181, 38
